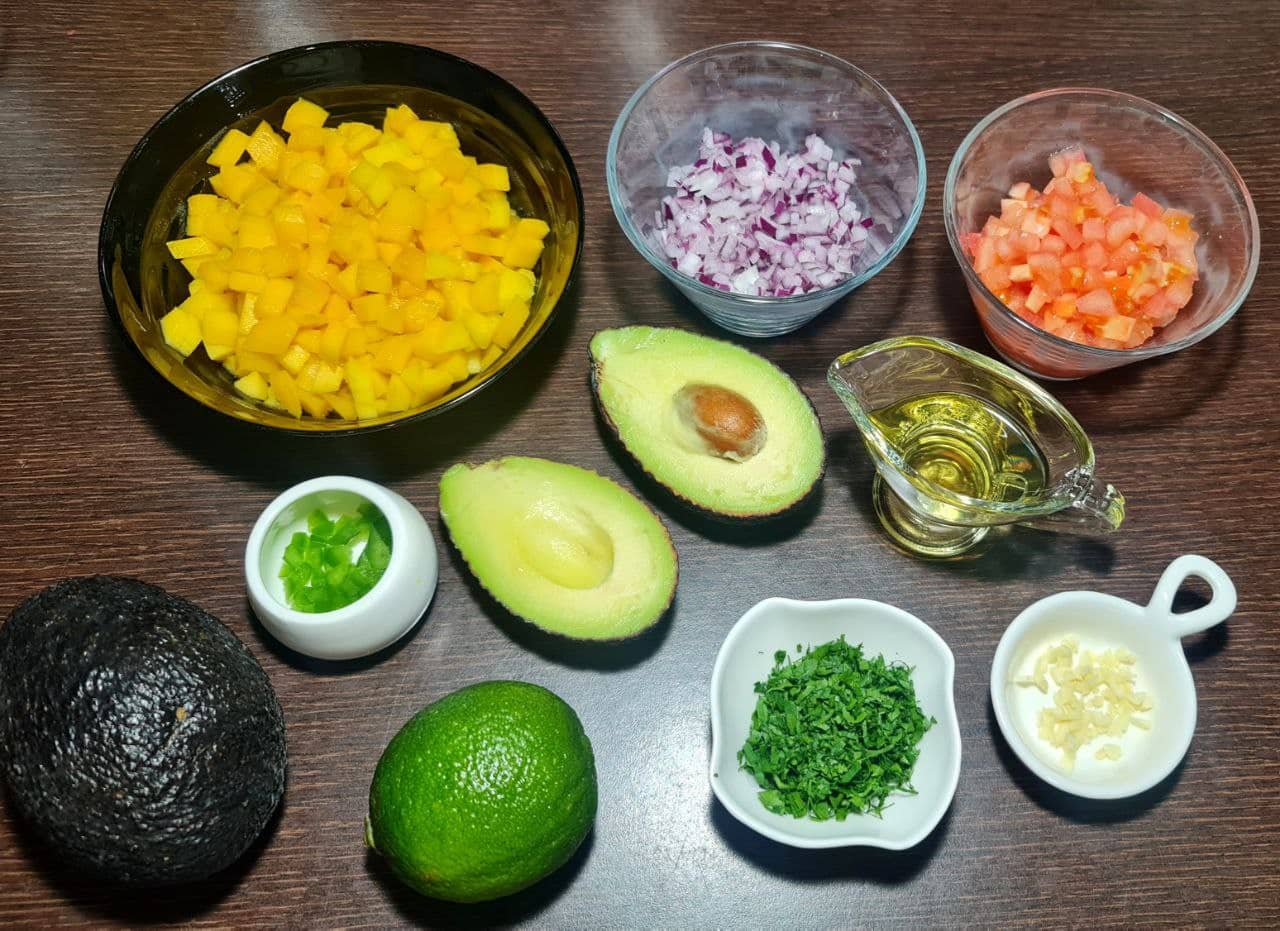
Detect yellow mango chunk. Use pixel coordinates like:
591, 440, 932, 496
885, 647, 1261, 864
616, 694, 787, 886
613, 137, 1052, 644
246, 121, 285, 174
269, 370, 303, 417
166, 236, 218, 260
282, 98, 329, 135
234, 370, 270, 401
208, 129, 251, 168
160, 308, 202, 356
244, 317, 298, 355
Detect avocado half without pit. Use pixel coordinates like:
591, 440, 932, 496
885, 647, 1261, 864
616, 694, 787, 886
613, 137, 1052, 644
0, 577, 287, 885
439, 457, 677, 640
589, 326, 825, 519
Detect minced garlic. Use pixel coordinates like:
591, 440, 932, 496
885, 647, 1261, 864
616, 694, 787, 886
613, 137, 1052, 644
1013, 637, 1151, 771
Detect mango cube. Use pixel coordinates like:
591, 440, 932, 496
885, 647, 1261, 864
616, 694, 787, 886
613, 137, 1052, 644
282, 98, 329, 135
207, 128, 251, 168
160, 308, 202, 356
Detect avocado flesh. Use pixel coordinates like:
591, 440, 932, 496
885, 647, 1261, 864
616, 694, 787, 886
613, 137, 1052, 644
0, 576, 287, 885
589, 326, 825, 518
439, 457, 677, 640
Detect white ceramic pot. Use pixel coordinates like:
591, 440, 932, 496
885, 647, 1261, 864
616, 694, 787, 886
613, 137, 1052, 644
245, 476, 438, 661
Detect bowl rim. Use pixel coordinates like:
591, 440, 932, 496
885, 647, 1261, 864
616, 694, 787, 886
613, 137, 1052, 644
942, 86, 1261, 362
98, 39, 585, 436
708, 595, 961, 849
605, 39, 927, 307
989, 589, 1197, 800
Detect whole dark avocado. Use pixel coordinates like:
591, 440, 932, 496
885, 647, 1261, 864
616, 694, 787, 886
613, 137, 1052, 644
0, 576, 287, 885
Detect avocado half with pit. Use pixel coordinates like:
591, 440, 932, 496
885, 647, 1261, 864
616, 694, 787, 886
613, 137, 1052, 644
0, 576, 286, 885
439, 457, 677, 640
589, 326, 825, 519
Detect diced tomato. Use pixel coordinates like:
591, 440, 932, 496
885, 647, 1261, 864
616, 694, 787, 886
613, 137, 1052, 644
1107, 241, 1141, 273
1078, 288, 1116, 316
981, 265, 1011, 291
1132, 192, 1163, 219
1050, 294, 1078, 318
1140, 292, 1177, 326
962, 151, 1198, 351
1049, 218, 1082, 249
1099, 315, 1135, 341
1166, 278, 1194, 309
1105, 214, 1139, 247
1082, 241, 1108, 269
1085, 188, 1116, 217
1040, 233, 1067, 255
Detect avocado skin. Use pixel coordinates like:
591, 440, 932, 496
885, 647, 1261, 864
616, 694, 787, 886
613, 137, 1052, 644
0, 576, 286, 885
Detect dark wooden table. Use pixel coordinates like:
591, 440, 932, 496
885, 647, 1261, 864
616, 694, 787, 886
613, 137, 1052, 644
2, 1, 1278, 926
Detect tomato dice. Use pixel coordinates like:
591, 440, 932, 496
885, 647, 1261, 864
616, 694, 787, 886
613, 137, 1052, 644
961, 148, 1199, 350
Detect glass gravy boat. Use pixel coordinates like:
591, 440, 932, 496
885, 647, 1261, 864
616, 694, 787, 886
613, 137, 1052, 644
829, 336, 1124, 558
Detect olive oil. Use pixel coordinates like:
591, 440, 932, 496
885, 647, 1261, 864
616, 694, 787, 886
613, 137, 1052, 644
868, 392, 1047, 504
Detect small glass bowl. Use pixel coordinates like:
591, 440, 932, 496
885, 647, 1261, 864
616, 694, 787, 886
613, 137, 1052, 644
944, 88, 1260, 380
606, 41, 925, 338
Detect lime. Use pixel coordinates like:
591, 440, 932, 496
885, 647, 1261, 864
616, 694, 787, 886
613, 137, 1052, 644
366, 680, 597, 903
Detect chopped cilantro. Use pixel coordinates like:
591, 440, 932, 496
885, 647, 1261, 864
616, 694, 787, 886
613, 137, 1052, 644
737, 636, 934, 821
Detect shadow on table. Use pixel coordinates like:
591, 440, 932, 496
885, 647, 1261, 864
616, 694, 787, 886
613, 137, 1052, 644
1, 785, 283, 924
931, 251, 1245, 434
102, 274, 581, 488
244, 595, 436, 675
366, 829, 593, 925
708, 796, 951, 885
826, 426, 1117, 581
987, 701, 1184, 824
442, 529, 674, 671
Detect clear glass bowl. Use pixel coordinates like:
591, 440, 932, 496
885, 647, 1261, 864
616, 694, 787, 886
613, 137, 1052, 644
606, 41, 925, 338
944, 88, 1260, 380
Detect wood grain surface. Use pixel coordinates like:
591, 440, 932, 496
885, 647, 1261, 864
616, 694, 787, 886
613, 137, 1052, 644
1, 1, 1278, 927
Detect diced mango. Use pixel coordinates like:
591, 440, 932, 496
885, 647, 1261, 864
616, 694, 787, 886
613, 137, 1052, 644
234, 370, 270, 401
269, 370, 303, 417
472, 163, 510, 191
246, 121, 286, 174
282, 98, 329, 135
166, 236, 218, 260
228, 270, 268, 293
463, 312, 498, 349
160, 308, 202, 356
492, 302, 529, 348
163, 98, 547, 421
502, 237, 544, 269
244, 317, 298, 355
208, 128, 251, 168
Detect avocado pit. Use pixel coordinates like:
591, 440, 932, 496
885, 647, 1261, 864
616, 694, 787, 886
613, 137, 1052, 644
673, 383, 767, 462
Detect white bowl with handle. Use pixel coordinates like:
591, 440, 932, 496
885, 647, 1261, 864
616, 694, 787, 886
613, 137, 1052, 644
990, 555, 1236, 800
709, 597, 961, 849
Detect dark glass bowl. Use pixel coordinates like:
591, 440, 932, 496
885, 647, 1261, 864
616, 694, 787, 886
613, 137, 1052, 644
99, 41, 583, 434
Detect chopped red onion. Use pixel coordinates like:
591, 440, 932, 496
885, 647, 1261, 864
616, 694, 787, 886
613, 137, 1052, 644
656, 128, 872, 297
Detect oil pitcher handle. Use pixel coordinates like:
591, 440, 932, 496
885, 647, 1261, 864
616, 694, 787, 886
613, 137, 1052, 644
1024, 474, 1125, 534
1146, 555, 1237, 639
